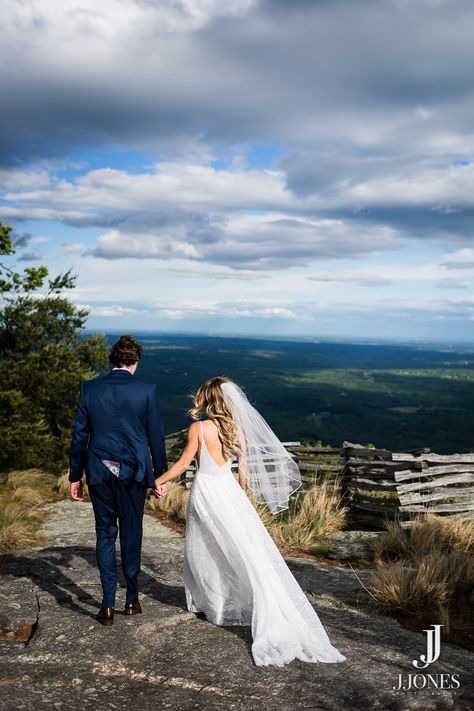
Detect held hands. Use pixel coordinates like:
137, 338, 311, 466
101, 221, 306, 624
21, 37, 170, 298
152, 483, 167, 499
70, 481, 84, 501
70, 478, 166, 501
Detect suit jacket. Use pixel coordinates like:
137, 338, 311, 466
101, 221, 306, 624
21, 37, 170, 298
68, 369, 168, 488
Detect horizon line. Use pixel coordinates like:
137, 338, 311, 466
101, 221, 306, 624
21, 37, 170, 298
83, 329, 474, 349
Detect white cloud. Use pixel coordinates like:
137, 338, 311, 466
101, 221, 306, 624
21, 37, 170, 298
442, 248, 474, 269
2, 161, 405, 269
62, 242, 87, 255
150, 299, 305, 320
5, 163, 291, 212
308, 272, 393, 287
0, 168, 51, 191
0, 0, 256, 45
78, 304, 146, 318
88, 212, 402, 269
76, 293, 474, 325
92, 229, 202, 260
435, 278, 470, 289
306, 261, 474, 286
320, 295, 474, 318
155, 264, 269, 281
342, 161, 474, 209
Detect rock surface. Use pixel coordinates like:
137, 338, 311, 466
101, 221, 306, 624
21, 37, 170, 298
0, 500, 472, 711
327, 530, 384, 560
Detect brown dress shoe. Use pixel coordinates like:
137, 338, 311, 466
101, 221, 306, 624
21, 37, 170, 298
96, 607, 114, 625
124, 600, 142, 615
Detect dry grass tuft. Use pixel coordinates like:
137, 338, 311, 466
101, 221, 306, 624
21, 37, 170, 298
370, 557, 449, 614
0, 500, 48, 553
10, 486, 46, 507
369, 514, 474, 633
7, 469, 57, 496
374, 513, 474, 565
0, 470, 56, 553
296, 480, 348, 538
252, 480, 348, 555
0, 519, 46, 552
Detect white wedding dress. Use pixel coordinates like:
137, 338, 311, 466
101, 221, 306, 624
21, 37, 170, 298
183, 421, 346, 667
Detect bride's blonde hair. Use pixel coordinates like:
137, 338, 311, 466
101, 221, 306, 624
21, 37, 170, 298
188, 376, 242, 458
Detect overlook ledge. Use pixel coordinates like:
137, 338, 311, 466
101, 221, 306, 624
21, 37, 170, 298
0, 500, 473, 711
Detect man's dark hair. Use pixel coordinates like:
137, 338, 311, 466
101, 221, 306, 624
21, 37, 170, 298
109, 335, 143, 367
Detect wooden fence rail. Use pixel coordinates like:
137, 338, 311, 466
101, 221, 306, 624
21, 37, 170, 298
393, 453, 474, 521
164, 431, 474, 528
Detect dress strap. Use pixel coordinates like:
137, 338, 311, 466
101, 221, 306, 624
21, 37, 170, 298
199, 420, 205, 452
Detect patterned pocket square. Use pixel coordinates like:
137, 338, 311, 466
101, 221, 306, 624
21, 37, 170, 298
101, 459, 121, 477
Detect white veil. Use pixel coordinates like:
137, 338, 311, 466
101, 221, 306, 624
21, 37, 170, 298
221, 381, 302, 514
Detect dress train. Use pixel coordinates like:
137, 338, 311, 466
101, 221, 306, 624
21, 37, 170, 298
183, 421, 346, 667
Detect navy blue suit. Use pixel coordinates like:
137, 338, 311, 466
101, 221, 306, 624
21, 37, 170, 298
69, 368, 167, 608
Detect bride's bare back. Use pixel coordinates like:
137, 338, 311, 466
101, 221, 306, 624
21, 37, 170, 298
198, 419, 230, 468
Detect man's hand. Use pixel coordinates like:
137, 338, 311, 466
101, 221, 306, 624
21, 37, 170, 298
70, 481, 84, 501
152, 483, 167, 499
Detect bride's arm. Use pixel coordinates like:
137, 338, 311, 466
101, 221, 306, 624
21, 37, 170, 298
154, 422, 199, 487
238, 432, 248, 491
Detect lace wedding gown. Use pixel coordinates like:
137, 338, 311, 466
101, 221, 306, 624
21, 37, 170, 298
183, 421, 346, 667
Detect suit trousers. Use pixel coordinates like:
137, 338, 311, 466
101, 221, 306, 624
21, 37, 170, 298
88, 468, 148, 608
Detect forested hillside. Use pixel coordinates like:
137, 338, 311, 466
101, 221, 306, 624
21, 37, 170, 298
124, 333, 474, 454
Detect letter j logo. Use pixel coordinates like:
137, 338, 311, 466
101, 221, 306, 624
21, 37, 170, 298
412, 624, 443, 669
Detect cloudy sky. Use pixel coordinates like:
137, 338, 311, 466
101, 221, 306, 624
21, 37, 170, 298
1, 0, 474, 343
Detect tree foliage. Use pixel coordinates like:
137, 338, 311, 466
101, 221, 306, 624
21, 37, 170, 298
0, 222, 108, 472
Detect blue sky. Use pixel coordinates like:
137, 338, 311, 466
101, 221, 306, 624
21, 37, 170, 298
1, 0, 474, 343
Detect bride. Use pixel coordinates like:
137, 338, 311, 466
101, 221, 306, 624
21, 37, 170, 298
152, 376, 346, 668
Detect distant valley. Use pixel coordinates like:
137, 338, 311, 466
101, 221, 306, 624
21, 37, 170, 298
103, 334, 474, 454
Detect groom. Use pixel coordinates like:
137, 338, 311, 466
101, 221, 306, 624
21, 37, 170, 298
69, 335, 167, 625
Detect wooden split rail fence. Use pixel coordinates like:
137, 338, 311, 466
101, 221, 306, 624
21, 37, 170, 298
165, 430, 474, 528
